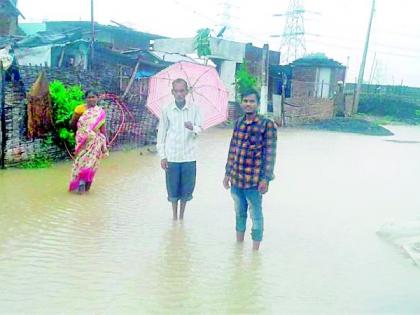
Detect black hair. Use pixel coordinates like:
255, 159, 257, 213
84, 89, 98, 98
172, 78, 188, 89
241, 88, 260, 104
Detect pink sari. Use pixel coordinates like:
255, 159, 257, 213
69, 106, 108, 192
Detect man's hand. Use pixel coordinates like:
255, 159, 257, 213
184, 121, 193, 131
258, 179, 269, 194
223, 175, 231, 190
161, 158, 168, 170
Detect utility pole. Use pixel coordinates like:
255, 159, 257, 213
90, 0, 95, 70
353, 0, 375, 114
260, 44, 269, 115
0, 61, 6, 169
368, 52, 377, 85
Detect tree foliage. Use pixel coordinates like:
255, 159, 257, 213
235, 61, 259, 96
194, 28, 212, 59
49, 80, 84, 147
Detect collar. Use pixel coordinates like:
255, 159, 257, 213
243, 114, 261, 125
171, 101, 190, 111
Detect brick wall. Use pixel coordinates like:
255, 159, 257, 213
284, 97, 334, 125
2, 82, 67, 166
291, 67, 317, 98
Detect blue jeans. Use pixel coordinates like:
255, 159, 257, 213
230, 186, 263, 241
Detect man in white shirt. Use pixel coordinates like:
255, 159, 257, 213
156, 78, 202, 220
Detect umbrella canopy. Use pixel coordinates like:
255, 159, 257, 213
146, 61, 229, 129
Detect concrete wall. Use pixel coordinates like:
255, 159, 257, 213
154, 37, 246, 62
219, 60, 236, 102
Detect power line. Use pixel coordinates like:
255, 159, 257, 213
314, 33, 420, 53
306, 37, 420, 59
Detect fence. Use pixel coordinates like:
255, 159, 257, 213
345, 83, 420, 104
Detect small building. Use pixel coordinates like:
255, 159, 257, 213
13, 30, 90, 69
268, 54, 347, 125
0, 0, 24, 36
288, 54, 346, 98
21, 21, 166, 51
17, 21, 169, 69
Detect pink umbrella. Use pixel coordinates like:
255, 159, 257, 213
146, 61, 229, 129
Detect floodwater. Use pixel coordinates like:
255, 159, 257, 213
1, 126, 420, 314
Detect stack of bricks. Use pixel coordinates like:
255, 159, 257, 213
284, 97, 334, 125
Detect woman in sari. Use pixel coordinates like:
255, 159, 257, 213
68, 90, 108, 193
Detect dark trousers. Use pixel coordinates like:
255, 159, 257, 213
165, 161, 196, 202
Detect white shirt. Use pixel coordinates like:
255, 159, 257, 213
156, 102, 202, 162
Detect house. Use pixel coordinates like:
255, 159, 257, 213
268, 54, 347, 125
287, 53, 346, 98
16, 21, 169, 69
0, 0, 24, 36
21, 21, 166, 51
12, 30, 90, 69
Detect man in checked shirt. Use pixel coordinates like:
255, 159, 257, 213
223, 88, 277, 250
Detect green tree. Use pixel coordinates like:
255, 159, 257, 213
235, 61, 259, 97
194, 28, 212, 63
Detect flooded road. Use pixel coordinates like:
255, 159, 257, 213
1, 126, 420, 314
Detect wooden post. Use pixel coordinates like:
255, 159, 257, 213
260, 44, 269, 115
122, 59, 141, 99
58, 46, 66, 68
280, 73, 286, 127
90, 0, 95, 70
0, 61, 6, 169
119, 66, 123, 92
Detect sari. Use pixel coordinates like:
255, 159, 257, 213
69, 105, 108, 192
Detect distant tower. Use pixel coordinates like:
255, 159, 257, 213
276, 0, 307, 64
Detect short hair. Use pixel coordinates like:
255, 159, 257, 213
241, 88, 260, 104
85, 89, 99, 98
172, 78, 188, 89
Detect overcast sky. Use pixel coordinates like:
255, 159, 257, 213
18, 0, 420, 87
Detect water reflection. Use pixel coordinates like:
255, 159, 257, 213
155, 222, 194, 312
221, 246, 265, 313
